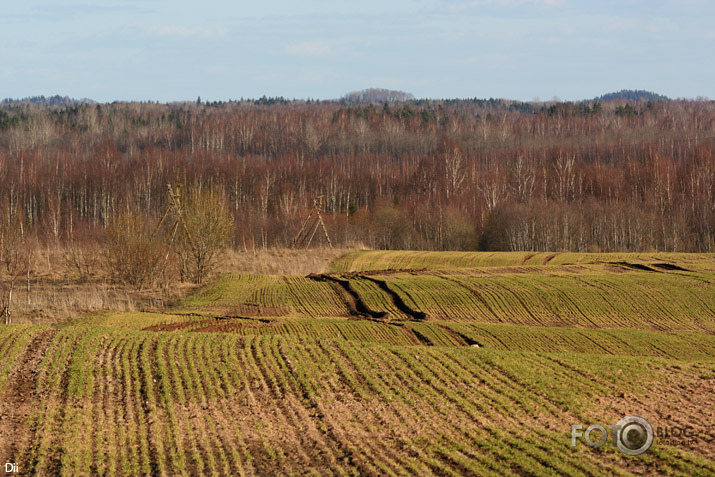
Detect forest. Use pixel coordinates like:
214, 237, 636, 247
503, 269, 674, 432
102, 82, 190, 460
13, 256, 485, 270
0, 97, 714, 253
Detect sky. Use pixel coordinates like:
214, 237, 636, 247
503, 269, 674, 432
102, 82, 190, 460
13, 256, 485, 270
1, 0, 714, 102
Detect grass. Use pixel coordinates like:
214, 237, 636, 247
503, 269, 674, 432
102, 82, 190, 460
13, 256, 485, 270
217, 246, 359, 275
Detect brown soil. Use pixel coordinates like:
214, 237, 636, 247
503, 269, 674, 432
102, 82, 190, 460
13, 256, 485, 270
0, 329, 58, 464
341, 268, 429, 277
143, 319, 217, 332
408, 328, 434, 346
312, 272, 430, 322
143, 317, 280, 333
542, 253, 559, 265
224, 304, 290, 317
610, 261, 658, 272
190, 320, 283, 333
651, 262, 690, 272
554, 357, 715, 459
521, 253, 536, 265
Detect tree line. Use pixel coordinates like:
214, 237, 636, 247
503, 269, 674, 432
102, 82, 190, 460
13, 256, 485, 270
0, 97, 713, 257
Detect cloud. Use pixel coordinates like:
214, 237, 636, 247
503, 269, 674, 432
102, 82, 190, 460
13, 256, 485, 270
145, 25, 227, 39
287, 41, 332, 57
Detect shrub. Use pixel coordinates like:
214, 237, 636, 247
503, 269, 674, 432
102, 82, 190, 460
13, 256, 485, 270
103, 208, 164, 288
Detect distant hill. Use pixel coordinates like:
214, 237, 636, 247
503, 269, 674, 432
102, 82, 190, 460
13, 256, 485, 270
593, 90, 668, 102
341, 88, 415, 103
1, 95, 95, 107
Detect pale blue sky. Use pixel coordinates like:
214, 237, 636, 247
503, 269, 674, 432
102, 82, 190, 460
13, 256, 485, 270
1, 0, 713, 102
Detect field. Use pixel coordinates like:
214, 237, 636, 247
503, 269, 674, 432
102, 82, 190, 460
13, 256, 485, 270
328, 251, 715, 272
1, 251, 714, 475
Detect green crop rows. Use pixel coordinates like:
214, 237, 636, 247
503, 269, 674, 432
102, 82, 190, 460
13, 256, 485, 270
1, 251, 714, 475
179, 274, 347, 317
363, 268, 715, 332
2, 329, 712, 475
330, 250, 715, 272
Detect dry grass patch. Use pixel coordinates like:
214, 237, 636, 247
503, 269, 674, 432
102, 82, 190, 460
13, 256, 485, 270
219, 247, 360, 276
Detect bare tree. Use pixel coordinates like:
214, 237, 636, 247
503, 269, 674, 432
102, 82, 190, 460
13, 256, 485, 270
175, 186, 234, 284
443, 140, 466, 199
511, 156, 535, 203
553, 153, 576, 203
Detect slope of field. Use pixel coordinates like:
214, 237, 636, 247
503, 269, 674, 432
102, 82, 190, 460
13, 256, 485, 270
2, 251, 715, 475
83, 310, 715, 359
372, 268, 715, 332
447, 323, 715, 360
330, 250, 715, 272
178, 274, 348, 317
177, 262, 715, 332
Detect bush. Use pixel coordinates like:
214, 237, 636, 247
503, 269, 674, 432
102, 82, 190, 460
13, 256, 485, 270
103, 208, 164, 288
63, 241, 100, 282
0, 209, 33, 323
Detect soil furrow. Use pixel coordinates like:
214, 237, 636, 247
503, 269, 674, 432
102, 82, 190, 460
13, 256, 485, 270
0, 329, 58, 465
136, 337, 162, 475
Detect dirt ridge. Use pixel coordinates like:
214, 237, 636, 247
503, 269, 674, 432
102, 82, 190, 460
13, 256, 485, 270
409, 328, 435, 346
142, 316, 274, 332
610, 261, 658, 272
308, 274, 388, 319
435, 324, 482, 347
652, 262, 690, 272
360, 276, 427, 321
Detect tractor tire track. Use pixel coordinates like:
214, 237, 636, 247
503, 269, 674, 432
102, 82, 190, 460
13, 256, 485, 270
308, 274, 388, 319
360, 276, 427, 321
